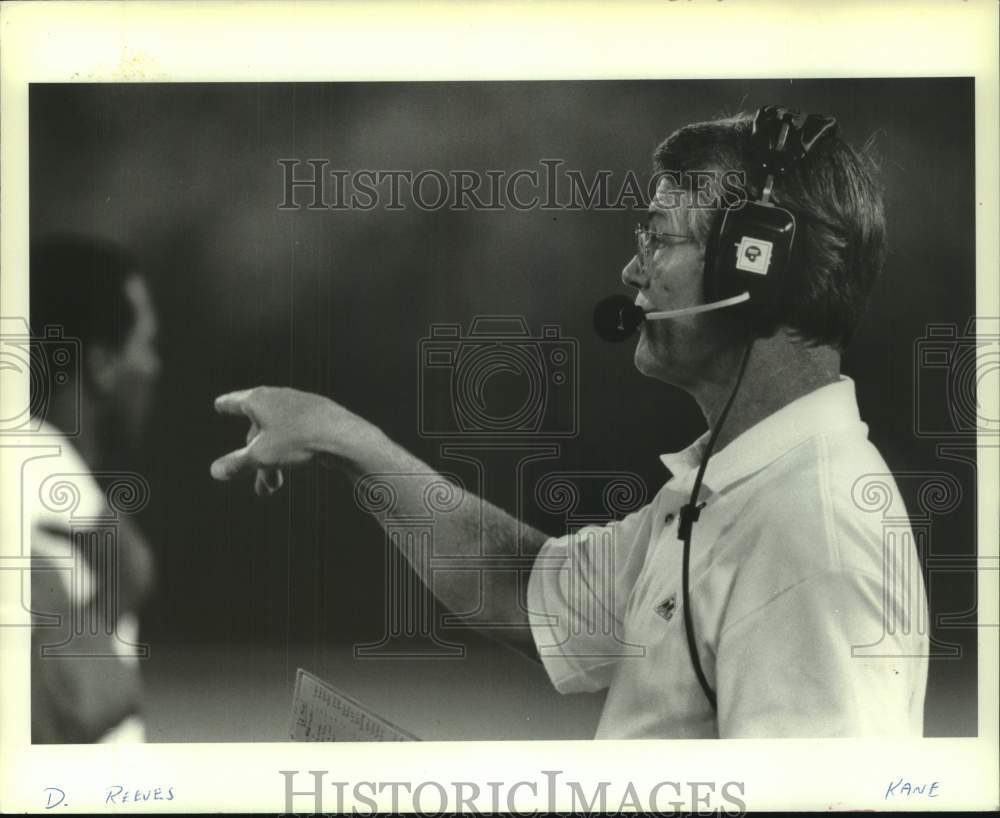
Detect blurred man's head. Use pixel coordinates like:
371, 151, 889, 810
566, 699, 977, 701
30, 234, 160, 453
622, 111, 886, 388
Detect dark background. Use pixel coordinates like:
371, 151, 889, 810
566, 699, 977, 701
29, 79, 978, 739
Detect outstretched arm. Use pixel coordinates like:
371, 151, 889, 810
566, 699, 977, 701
209, 386, 547, 658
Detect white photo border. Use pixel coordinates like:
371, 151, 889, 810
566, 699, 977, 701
1, 0, 997, 813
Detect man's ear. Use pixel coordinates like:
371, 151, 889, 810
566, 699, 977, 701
85, 342, 119, 394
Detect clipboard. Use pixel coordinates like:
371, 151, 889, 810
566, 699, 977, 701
289, 668, 420, 742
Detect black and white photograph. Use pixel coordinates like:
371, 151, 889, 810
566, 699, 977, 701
1, 1, 997, 814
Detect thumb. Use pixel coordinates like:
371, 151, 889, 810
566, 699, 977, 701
210, 445, 256, 481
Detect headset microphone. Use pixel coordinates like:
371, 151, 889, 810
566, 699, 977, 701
593, 291, 751, 343
593, 295, 644, 342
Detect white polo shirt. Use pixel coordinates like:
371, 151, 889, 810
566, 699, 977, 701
527, 377, 929, 738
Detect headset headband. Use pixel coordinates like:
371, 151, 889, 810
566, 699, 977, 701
750, 106, 839, 202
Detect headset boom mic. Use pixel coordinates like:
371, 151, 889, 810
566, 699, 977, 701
594, 294, 645, 342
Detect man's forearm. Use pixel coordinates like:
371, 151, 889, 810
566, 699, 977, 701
324, 423, 549, 653
209, 386, 548, 657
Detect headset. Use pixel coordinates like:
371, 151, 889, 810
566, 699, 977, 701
657, 106, 839, 713
593, 106, 838, 341
700, 105, 840, 327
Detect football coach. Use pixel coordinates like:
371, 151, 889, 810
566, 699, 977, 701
210, 107, 928, 738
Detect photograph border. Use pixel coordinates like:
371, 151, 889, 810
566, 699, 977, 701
1, 1, 997, 813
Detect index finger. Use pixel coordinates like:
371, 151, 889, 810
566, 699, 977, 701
214, 389, 254, 417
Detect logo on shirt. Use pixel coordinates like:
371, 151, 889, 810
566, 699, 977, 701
654, 593, 677, 623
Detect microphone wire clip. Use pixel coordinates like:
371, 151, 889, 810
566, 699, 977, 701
677, 501, 706, 542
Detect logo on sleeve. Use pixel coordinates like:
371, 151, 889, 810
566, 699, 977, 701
654, 593, 677, 623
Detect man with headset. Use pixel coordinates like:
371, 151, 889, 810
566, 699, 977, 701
209, 107, 928, 738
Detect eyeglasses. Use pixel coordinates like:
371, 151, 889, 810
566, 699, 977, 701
635, 224, 697, 270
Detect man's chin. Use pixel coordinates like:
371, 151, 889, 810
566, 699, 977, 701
101, 410, 152, 463
633, 335, 656, 378
633, 331, 682, 385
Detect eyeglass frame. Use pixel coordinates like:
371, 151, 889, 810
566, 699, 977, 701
634, 223, 698, 271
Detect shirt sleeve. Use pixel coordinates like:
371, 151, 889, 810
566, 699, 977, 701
527, 505, 653, 694
716, 569, 927, 738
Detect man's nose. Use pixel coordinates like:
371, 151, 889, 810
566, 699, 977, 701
621, 255, 646, 289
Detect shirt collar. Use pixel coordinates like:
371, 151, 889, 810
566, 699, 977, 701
659, 376, 866, 496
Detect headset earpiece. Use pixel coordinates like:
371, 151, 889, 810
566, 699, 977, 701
702, 106, 838, 333
708, 200, 796, 321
